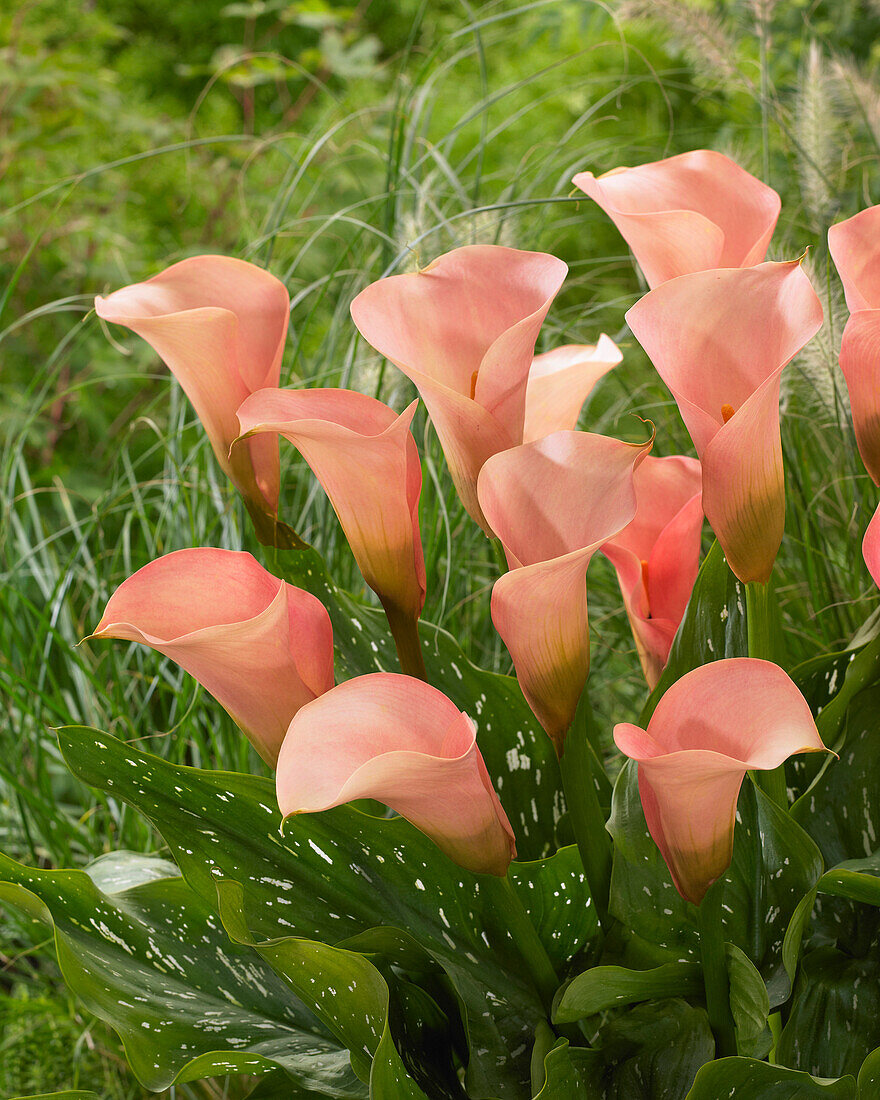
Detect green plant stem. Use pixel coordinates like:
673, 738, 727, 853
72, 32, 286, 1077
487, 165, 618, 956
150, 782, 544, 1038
698, 884, 737, 1058
500, 874, 560, 1015
490, 536, 508, 575
746, 581, 787, 806
558, 694, 611, 931
382, 603, 428, 681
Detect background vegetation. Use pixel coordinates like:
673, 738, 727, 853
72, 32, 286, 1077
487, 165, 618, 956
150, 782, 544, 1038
3, 0, 880, 1093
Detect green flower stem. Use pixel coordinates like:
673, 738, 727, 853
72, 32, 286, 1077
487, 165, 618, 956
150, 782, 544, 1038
499, 874, 560, 1015
382, 602, 428, 681
746, 580, 787, 806
559, 692, 612, 932
697, 882, 737, 1058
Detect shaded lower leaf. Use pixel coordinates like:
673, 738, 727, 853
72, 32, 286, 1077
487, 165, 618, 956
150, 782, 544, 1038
532, 1037, 589, 1098
0, 854, 363, 1096
369, 1022, 432, 1099
573, 998, 714, 1100
816, 852, 880, 907
58, 726, 554, 1099
553, 961, 701, 1024
725, 944, 771, 1059
684, 1057, 856, 1098
859, 1047, 880, 1096
266, 544, 564, 860
776, 946, 880, 1078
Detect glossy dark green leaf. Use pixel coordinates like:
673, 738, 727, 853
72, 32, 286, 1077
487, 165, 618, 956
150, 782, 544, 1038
725, 944, 771, 1059
859, 1047, 880, 1096
0, 853, 363, 1096
792, 686, 880, 867
266, 544, 564, 860
574, 998, 714, 1100
59, 726, 586, 1099
607, 767, 822, 1004
509, 844, 596, 970
816, 853, 880, 907
640, 540, 748, 724
532, 1037, 589, 1098
553, 961, 701, 1024
368, 1022, 432, 1099
684, 1057, 856, 1098
777, 946, 880, 1078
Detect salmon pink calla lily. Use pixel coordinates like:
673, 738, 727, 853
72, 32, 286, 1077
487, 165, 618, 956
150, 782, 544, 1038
276, 673, 516, 876
95, 256, 289, 532
573, 149, 781, 289
614, 658, 827, 904
235, 388, 426, 625
626, 260, 823, 584
477, 429, 653, 752
602, 455, 703, 689
522, 335, 622, 443
88, 549, 334, 767
350, 245, 568, 531
829, 206, 880, 484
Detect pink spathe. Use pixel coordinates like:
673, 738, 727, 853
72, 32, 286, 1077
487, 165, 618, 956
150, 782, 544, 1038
523, 336, 622, 443
95, 255, 289, 519
626, 260, 823, 583
603, 455, 703, 688
477, 429, 653, 751
236, 388, 425, 621
90, 548, 334, 766
276, 673, 516, 876
614, 658, 826, 904
829, 207, 880, 483
350, 245, 567, 531
573, 150, 780, 288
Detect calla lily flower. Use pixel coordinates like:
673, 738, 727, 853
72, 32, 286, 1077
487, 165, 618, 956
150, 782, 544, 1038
614, 658, 826, 904
523, 335, 622, 443
602, 455, 704, 689
89, 548, 334, 767
477, 429, 653, 752
350, 245, 568, 531
829, 207, 880, 483
235, 388, 426, 624
276, 673, 516, 876
95, 256, 289, 530
573, 150, 781, 289
863, 502, 880, 589
626, 260, 823, 584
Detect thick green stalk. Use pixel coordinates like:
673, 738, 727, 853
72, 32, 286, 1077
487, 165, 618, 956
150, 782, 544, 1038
382, 602, 428, 681
499, 874, 560, 1015
698, 883, 737, 1058
746, 580, 787, 806
558, 693, 612, 931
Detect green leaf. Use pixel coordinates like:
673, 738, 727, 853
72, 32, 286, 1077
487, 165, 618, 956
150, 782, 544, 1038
640, 540, 748, 724
509, 844, 597, 970
368, 1022, 433, 1099
553, 961, 702, 1024
575, 999, 714, 1099
607, 767, 822, 1003
684, 1057, 857, 1098
792, 685, 880, 867
265, 545, 564, 860
816, 852, 880, 906
776, 946, 880, 1078
858, 1047, 880, 1096
0, 853, 364, 1096
532, 1037, 589, 1098
725, 944, 771, 1059
9, 1094, 102, 1099
59, 726, 586, 1099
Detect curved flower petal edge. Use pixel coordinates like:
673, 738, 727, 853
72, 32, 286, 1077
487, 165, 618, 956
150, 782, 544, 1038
573, 149, 780, 289
626, 259, 824, 583
477, 428, 654, 752
276, 673, 516, 876
864, 502, 880, 589
235, 387, 426, 622
602, 455, 704, 689
95, 255, 290, 524
613, 658, 827, 904
350, 245, 568, 532
523, 335, 622, 443
829, 207, 880, 484
88, 548, 334, 767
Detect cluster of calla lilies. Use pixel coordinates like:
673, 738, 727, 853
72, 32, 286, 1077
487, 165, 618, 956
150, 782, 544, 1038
90, 148, 880, 916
